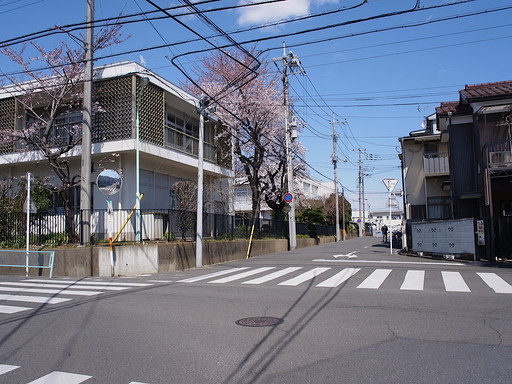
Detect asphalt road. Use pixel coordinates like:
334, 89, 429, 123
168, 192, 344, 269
0, 237, 511, 383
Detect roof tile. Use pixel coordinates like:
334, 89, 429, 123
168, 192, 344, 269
435, 101, 472, 115
461, 80, 512, 100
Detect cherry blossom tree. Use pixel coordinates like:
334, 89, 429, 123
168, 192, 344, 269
185, 48, 305, 225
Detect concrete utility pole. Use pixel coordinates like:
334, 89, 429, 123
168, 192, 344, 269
342, 185, 346, 240
331, 114, 341, 242
195, 96, 209, 268
357, 148, 365, 237
80, 0, 94, 245
273, 42, 303, 250
362, 165, 366, 234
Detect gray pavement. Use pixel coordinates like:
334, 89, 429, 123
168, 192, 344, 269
0, 237, 511, 383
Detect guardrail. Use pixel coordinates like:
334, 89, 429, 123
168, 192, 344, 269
0, 250, 55, 278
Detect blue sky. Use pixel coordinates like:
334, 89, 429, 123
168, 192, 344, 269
1, 0, 511, 212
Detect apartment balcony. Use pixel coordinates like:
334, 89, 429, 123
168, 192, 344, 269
424, 153, 449, 176
164, 125, 216, 163
486, 140, 512, 169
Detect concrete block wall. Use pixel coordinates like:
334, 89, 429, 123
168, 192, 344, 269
0, 236, 336, 278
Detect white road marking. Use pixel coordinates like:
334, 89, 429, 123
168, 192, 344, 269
209, 267, 275, 283
0, 293, 71, 305
148, 280, 173, 283
477, 273, 512, 294
177, 267, 249, 283
442, 271, 471, 292
357, 269, 392, 289
333, 251, 357, 259
0, 286, 102, 296
0, 364, 19, 375
0, 304, 32, 314
316, 268, 360, 288
24, 279, 153, 287
278, 267, 331, 286
313, 259, 465, 266
1, 282, 128, 291
27, 371, 92, 384
120, 274, 151, 278
242, 267, 303, 285
400, 270, 425, 291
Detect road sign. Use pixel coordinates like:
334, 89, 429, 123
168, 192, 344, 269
382, 178, 398, 192
23, 198, 37, 213
283, 193, 293, 203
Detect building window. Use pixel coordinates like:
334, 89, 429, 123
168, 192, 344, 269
427, 197, 452, 219
164, 107, 217, 161
424, 142, 438, 155
410, 205, 426, 220
25, 109, 83, 149
235, 187, 250, 197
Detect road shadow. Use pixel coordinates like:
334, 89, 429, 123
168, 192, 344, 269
222, 275, 349, 384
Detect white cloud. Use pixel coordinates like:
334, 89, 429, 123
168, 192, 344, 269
237, 0, 311, 25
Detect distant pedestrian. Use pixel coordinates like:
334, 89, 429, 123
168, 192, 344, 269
381, 225, 388, 242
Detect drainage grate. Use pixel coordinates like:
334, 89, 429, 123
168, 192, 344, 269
235, 317, 284, 327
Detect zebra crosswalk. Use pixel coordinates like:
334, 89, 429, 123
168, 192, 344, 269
0, 364, 150, 383
0, 278, 155, 316
176, 266, 512, 294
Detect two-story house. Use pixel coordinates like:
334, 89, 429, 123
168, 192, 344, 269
0, 61, 233, 242
400, 80, 512, 260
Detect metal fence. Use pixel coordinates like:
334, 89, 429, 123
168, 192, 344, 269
0, 209, 338, 247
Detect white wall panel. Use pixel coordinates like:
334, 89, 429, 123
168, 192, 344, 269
411, 218, 475, 255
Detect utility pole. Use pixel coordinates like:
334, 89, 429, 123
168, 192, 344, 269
195, 96, 208, 268
274, 42, 303, 251
357, 148, 365, 237
362, 165, 366, 235
342, 185, 346, 240
331, 114, 340, 242
195, 96, 216, 267
80, 0, 94, 245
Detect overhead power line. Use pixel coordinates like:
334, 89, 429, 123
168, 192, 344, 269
0, 0, 286, 48
0, 0, 504, 81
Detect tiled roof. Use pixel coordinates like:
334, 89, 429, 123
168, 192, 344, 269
435, 101, 472, 115
460, 81, 512, 101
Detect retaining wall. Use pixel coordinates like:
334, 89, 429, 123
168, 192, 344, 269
2, 236, 335, 278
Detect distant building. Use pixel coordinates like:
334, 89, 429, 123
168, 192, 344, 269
234, 176, 337, 219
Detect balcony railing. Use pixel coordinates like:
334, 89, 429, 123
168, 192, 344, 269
424, 153, 449, 176
485, 140, 512, 168
164, 125, 216, 162
5, 119, 217, 163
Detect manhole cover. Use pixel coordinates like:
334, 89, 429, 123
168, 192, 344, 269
235, 316, 284, 327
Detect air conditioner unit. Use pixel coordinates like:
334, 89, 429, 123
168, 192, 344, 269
489, 151, 512, 167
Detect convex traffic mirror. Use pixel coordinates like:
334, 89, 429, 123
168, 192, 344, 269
97, 169, 122, 196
